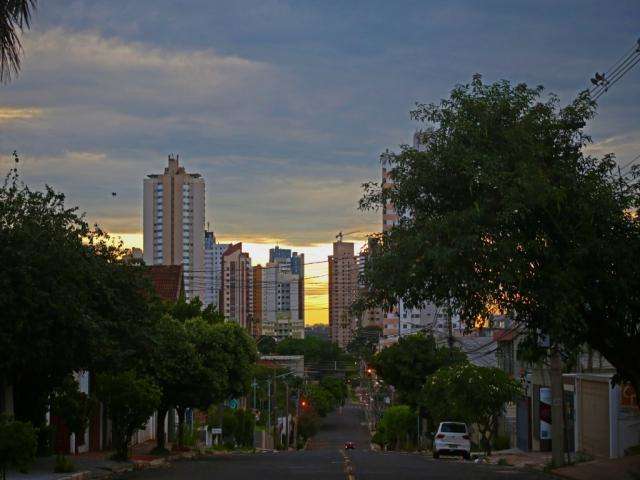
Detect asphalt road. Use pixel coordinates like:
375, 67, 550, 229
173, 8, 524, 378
120, 404, 552, 480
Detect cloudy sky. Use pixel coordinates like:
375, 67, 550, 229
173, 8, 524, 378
1, 1, 638, 323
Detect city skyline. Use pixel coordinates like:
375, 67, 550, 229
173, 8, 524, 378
1, 1, 638, 248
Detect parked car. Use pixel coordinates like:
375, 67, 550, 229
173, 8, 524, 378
432, 422, 471, 460
344, 441, 355, 450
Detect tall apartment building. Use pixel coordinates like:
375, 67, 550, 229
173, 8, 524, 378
258, 259, 303, 340
143, 155, 205, 301
357, 247, 383, 329
328, 240, 359, 348
221, 243, 253, 330
204, 230, 230, 310
268, 247, 305, 326
252, 265, 263, 338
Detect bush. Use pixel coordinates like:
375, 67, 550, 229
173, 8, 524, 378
371, 431, 385, 447
54, 455, 75, 473
297, 410, 320, 441
376, 405, 417, 450
497, 458, 511, 466
0, 415, 38, 480
492, 435, 510, 451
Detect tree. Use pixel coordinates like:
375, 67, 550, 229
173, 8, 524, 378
0, 415, 37, 480
375, 405, 417, 450
257, 336, 277, 354
296, 410, 320, 441
0, 0, 37, 83
51, 376, 96, 454
371, 332, 465, 406
320, 376, 348, 406
358, 76, 640, 404
347, 325, 382, 362
0, 164, 157, 436
96, 371, 161, 460
276, 336, 354, 378
421, 363, 521, 454
304, 384, 335, 417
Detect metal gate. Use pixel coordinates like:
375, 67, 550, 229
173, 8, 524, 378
516, 397, 531, 451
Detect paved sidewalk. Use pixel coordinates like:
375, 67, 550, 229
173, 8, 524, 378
483, 448, 552, 469
552, 455, 640, 480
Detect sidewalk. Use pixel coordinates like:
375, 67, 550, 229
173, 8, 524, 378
6, 441, 196, 480
552, 455, 640, 480
481, 448, 552, 469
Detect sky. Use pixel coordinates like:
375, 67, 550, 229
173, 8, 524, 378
1, 1, 638, 324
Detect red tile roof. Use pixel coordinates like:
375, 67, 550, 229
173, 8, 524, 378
146, 265, 183, 302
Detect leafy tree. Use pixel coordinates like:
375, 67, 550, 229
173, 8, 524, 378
96, 371, 161, 460
0, 165, 156, 436
347, 325, 382, 362
358, 76, 640, 401
375, 405, 417, 450
0, 0, 37, 83
233, 409, 255, 448
421, 363, 521, 454
51, 376, 96, 454
202, 303, 225, 325
304, 384, 335, 417
257, 336, 277, 354
168, 296, 204, 322
320, 376, 348, 406
296, 410, 320, 441
371, 333, 465, 406
0, 414, 37, 480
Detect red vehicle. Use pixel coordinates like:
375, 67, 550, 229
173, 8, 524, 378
344, 442, 355, 450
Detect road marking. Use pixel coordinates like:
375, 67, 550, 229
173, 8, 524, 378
339, 449, 356, 480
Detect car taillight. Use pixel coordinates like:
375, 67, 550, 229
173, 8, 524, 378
463, 435, 470, 440
436, 434, 445, 439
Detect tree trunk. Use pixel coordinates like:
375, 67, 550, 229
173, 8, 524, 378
176, 407, 185, 449
155, 407, 168, 451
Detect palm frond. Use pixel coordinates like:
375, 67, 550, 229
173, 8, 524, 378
0, 0, 37, 83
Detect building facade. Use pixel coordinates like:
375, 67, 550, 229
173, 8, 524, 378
221, 243, 253, 330
258, 248, 304, 339
204, 230, 230, 310
328, 240, 359, 348
143, 155, 205, 301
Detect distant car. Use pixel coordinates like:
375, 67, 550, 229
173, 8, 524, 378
432, 422, 471, 460
344, 442, 355, 450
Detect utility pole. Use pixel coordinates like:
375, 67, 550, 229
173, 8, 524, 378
273, 369, 278, 449
267, 379, 271, 442
550, 345, 565, 467
293, 387, 300, 447
285, 382, 290, 450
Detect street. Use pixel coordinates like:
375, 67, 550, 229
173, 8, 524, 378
119, 404, 552, 480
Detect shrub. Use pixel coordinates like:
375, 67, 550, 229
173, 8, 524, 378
371, 431, 385, 448
0, 415, 38, 480
497, 458, 511, 466
54, 455, 75, 473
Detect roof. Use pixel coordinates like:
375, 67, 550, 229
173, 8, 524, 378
145, 265, 183, 302
223, 242, 243, 256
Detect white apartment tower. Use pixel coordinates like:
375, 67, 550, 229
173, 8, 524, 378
204, 230, 230, 310
143, 155, 205, 301
260, 260, 303, 340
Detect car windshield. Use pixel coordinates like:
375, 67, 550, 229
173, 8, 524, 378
441, 423, 466, 433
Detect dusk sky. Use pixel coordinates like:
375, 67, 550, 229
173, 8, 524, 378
1, 1, 638, 323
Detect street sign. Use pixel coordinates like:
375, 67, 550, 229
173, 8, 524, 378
210, 427, 222, 435
229, 399, 239, 410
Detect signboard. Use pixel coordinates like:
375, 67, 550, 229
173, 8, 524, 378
229, 399, 239, 410
539, 387, 552, 440
210, 427, 222, 435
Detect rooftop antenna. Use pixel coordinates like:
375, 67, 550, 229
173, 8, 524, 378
336, 231, 343, 242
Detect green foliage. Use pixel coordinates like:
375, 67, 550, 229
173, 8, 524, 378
213, 408, 255, 448
201, 304, 225, 325
257, 336, 277, 354
51, 376, 96, 445
233, 409, 255, 448
347, 326, 382, 362
0, 164, 156, 433
96, 371, 161, 460
320, 376, 348, 406
169, 296, 204, 322
275, 336, 348, 367
53, 454, 75, 473
305, 384, 335, 417
0, 414, 37, 480
371, 332, 465, 406
497, 458, 511, 466
297, 410, 320, 441
358, 75, 640, 401
371, 430, 385, 447
421, 363, 521, 454
376, 405, 417, 450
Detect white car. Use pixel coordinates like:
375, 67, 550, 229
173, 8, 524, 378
433, 422, 471, 459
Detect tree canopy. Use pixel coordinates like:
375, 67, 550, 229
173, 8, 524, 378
421, 363, 521, 454
359, 76, 640, 395
371, 332, 465, 406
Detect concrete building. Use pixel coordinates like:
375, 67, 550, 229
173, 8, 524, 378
328, 240, 359, 348
259, 253, 303, 339
357, 246, 383, 330
269, 247, 305, 326
253, 265, 263, 338
221, 243, 253, 330
204, 230, 230, 310
143, 155, 205, 301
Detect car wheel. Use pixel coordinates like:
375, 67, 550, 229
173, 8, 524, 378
433, 451, 440, 459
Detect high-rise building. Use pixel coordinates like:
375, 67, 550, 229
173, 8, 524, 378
328, 240, 358, 348
252, 265, 263, 338
204, 230, 230, 310
221, 243, 253, 330
357, 246, 383, 329
258, 247, 304, 339
143, 155, 205, 301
